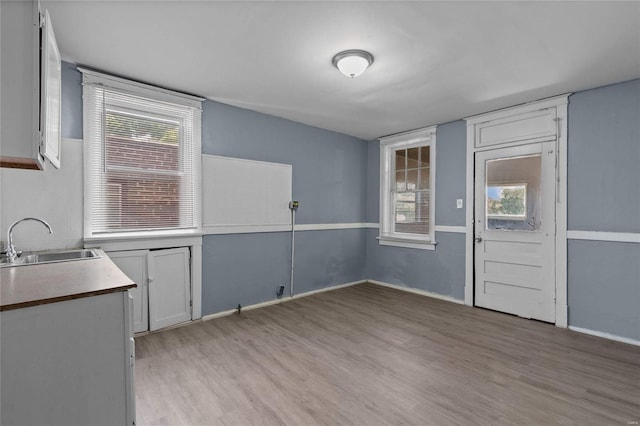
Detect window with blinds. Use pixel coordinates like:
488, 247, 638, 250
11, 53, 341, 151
82, 69, 202, 236
379, 126, 436, 249
393, 145, 430, 235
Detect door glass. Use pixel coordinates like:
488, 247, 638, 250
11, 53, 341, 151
485, 154, 541, 231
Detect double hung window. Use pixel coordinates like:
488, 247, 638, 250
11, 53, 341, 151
82, 69, 202, 237
379, 126, 436, 249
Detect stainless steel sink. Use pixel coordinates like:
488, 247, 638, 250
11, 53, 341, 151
0, 248, 102, 268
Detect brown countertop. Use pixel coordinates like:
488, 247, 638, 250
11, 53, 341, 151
1, 251, 135, 311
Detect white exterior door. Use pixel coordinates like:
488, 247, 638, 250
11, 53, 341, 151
108, 250, 149, 333
148, 247, 191, 331
474, 142, 556, 322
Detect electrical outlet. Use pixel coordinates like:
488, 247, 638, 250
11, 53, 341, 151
456, 199, 464, 209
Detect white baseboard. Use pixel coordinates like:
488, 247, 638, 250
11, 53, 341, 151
201, 300, 282, 321
568, 326, 640, 347
366, 279, 465, 305
201, 280, 366, 322
146, 281, 640, 351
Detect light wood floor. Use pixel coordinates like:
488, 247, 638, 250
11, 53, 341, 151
135, 283, 640, 425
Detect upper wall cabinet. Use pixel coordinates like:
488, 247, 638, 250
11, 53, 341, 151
0, 1, 61, 170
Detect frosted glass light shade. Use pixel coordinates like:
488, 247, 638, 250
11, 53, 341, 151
332, 50, 374, 78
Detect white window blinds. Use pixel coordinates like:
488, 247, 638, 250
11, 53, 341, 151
82, 69, 202, 236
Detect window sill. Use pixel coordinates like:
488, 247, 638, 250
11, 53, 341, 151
377, 236, 436, 250
84, 229, 202, 252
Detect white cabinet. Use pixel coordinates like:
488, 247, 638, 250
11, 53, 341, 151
1, 291, 135, 425
109, 247, 192, 332
40, 9, 62, 168
0, 0, 61, 170
148, 247, 192, 331
108, 250, 149, 333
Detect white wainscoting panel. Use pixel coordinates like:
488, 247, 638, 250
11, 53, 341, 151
202, 155, 292, 231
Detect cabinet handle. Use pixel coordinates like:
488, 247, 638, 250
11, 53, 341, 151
129, 337, 135, 367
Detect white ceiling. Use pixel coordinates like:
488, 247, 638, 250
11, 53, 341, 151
44, 1, 640, 140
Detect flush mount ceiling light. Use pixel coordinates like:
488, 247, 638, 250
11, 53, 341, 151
332, 49, 374, 78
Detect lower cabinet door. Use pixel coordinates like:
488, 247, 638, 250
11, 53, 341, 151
148, 247, 191, 331
125, 293, 136, 426
108, 250, 149, 333
1, 292, 132, 425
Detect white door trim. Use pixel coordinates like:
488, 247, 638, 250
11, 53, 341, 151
464, 95, 569, 328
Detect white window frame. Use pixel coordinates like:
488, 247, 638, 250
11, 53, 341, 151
379, 126, 436, 250
80, 68, 204, 240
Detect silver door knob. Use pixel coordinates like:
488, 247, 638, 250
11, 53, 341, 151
474, 237, 482, 243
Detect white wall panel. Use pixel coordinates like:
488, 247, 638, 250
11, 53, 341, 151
0, 138, 83, 251
202, 154, 292, 232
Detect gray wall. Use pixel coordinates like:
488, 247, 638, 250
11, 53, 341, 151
58, 61, 639, 341
567, 79, 640, 340
201, 100, 369, 315
365, 120, 467, 300
434, 120, 467, 227
568, 79, 640, 233
57, 62, 370, 316
202, 229, 366, 315
61, 62, 83, 140
567, 240, 639, 340
365, 83, 640, 342
366, 139, 379, 223
202, 101, 368, 224
202, 232, 290, 314
366, 230, 466, 300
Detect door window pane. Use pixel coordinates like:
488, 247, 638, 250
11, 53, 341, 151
487, 184, 526, 217
486, 154, 541, 231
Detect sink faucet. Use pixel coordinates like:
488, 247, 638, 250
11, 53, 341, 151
4, 218, 53, 263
